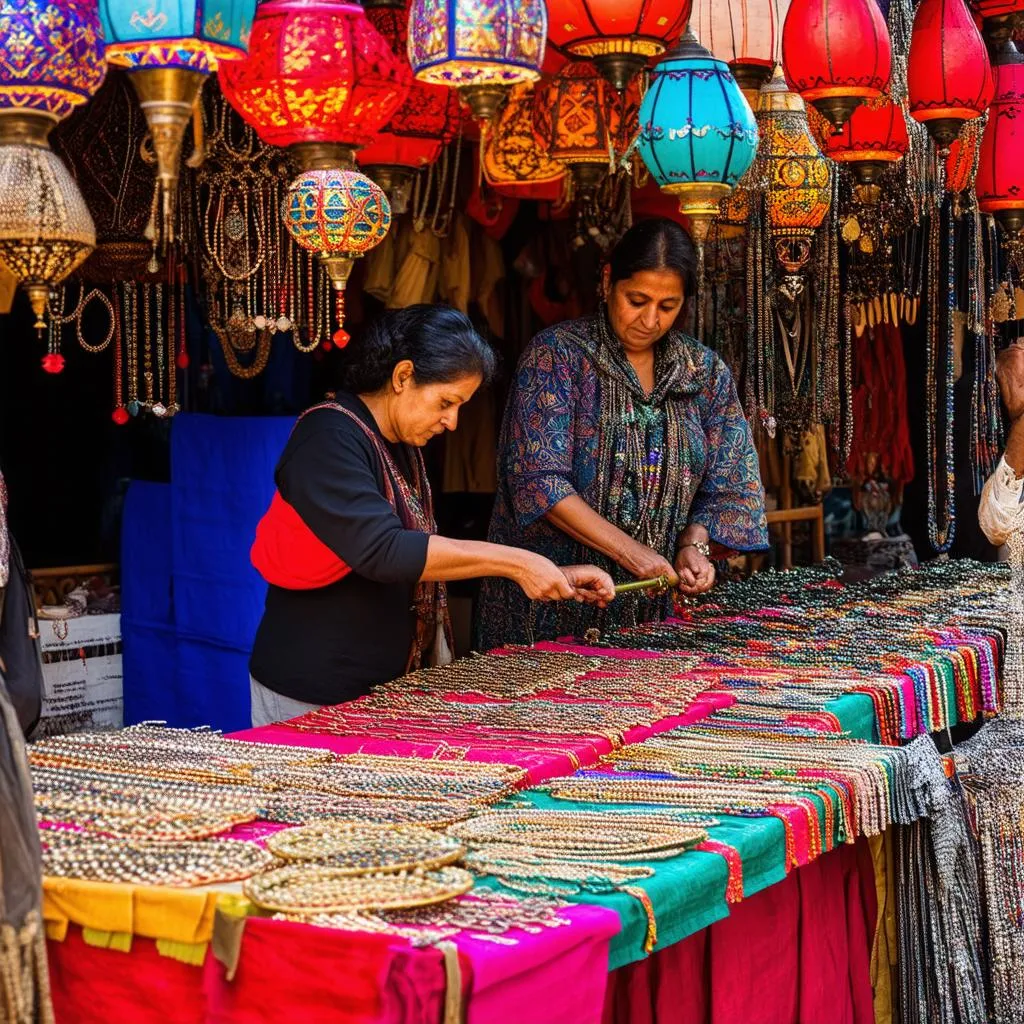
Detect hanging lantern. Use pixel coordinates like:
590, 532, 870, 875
908, 0, 993, 149
0, 0, 106, 125
545, 0, 692, 92
482, 83, 566, 200
693, 0, 790, 101
99, 0, 257, 248
220, 0, 410, 175
977, 48, 1024, 234
759, 66, 832, 274
534, 61, 640, 198
637, 28, 759, 244
52, 72, 157, 281
408, 0, 546, 120
782, 0, 892, 131
283, 169, 391, 341
357, 3, 460, 208
821, 94, 909, 197
0, 141, 95, 329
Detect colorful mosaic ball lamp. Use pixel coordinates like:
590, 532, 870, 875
283, 168, 392, 345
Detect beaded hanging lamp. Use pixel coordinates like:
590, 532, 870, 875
692, 0, 789, 102
534, 61, 639, 198
907, 0, 993, 149
482, 83, 566, 200
759, 65, 832, 274
0, 0, 105, 322
357, 3, 460, 207
545, 0, 693, 91
99, 0, 257, 248
283, 169, 391, 343
782, 0, 892, 131
0, 140, 95, 330
976, 46, 1024, 234
408, 0, 546, 120
637, 28, 759, 245
219, 0, 410, 175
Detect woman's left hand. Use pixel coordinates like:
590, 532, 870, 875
674, 545, 716, 597
562, 565, 616, 606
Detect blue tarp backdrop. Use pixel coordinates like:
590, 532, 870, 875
121, 414, 292, 731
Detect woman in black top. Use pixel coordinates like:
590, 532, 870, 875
248, 305, 614, 725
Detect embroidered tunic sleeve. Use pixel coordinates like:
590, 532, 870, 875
504, 335, 580, 527
688, 358, 770, 552
979, 456, 1024, 547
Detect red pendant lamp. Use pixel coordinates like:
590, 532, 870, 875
908, 0, 993, 149
218, 0, 411, 172
546, 0, 693, 90
358, 3, 461, 205
822, 94, 909, 192
977, 47, 1024, 233
782, 0, 892, 131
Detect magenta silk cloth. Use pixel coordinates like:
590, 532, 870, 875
602, 840, 877, 1024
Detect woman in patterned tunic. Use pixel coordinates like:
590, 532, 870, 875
478, 218, 769, 650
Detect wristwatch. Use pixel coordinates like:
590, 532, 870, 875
677, 540, 712, 559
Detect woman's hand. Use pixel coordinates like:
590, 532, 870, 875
618, 540, 680, 588
562, 565, 616, 606
674, 544, 716, 597
513, 552, 578, 602
997, 342, 1024, 421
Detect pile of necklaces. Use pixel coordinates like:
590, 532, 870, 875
25, 560, 1022, 1012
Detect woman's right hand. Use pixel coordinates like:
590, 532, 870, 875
513, 552, 578, 602
618, 540, 680, 588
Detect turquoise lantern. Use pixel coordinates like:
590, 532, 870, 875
638, 26, 758, 246
97, 0, 256, 250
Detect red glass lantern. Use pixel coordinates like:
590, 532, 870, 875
546, 0, 693, 90
822, 94, 909, 188
782, 0, 892, 131
358, 4, 460, 204
218, 0, 411, 172
534, 61, 640, 196
908, 0, 993, 148
977, 51, 1024, 233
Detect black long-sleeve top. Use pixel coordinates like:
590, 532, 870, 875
249, 392, 429, 705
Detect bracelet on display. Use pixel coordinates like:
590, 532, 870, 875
677, 540, 712, 559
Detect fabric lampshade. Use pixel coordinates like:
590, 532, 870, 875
637, 28, 758, 240
408, 0, 546, 120
0, 0, 106, 122
546, 0, 692, 90
220, 0, 410, 171
821, 94, 909, 186
976, 52, 1024, 233
99, 0, 254, 72
782, 0, 892, 130
692, 0, 790, 98
908, 0, 993, 147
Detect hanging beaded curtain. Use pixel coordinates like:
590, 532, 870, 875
191, 83, 340, 379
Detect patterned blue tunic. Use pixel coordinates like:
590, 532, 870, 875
477, 313, 768, 650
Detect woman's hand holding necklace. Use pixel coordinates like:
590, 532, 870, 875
674, 526, 715, 597
618, 539, 679, 589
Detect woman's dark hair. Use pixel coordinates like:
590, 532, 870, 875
608, 218, 697, 296
339, 304, 497, 393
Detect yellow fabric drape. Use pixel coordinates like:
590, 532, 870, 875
389, 223, 441, 309
440, 213, 471, 314
443, 389, 498, 494
42, 877, 221, 946
792, 424, 832, 497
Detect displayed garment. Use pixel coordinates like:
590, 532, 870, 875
479, 312, 768, 649
442, 389, 498, 495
